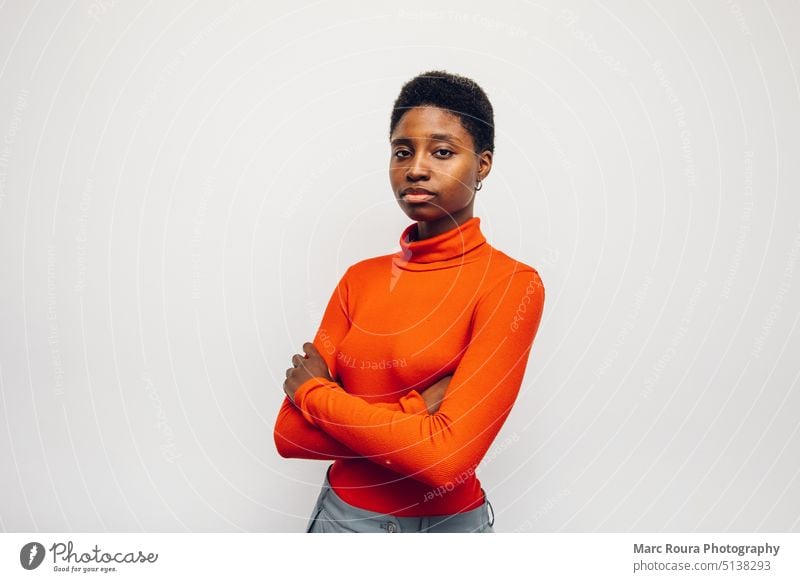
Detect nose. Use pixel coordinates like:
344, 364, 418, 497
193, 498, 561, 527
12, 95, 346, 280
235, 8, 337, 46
405, 151, 430, 182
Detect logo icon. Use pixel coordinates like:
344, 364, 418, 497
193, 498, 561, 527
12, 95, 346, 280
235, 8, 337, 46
20, 542, 46, 570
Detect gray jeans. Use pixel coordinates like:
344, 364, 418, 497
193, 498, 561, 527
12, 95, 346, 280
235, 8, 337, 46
305, 465, 495, 533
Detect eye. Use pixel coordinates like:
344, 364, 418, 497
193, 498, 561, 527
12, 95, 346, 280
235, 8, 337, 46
434, 148, 454, 158
393, 149, 411, 159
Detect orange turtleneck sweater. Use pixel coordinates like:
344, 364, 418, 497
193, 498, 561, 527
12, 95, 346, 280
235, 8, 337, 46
273, 216, 545, 516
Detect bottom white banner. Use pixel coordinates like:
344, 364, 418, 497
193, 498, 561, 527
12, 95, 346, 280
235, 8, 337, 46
1, 533, 797, 581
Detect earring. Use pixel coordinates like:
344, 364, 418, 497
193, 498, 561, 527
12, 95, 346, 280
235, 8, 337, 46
475, 180, 483, 191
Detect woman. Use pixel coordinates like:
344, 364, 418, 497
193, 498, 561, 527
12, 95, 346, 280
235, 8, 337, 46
274, 70, 545, 533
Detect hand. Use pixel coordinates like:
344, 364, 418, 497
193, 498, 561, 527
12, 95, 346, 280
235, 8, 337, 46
418, 374, 453, 414
283, 342, 333, 403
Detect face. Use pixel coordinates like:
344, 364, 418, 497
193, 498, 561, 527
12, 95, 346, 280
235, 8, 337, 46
390, 106, 492, 235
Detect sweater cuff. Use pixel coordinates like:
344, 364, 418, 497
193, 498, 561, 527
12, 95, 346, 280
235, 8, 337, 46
398, 389, 428, 415
293, 376, 338, 426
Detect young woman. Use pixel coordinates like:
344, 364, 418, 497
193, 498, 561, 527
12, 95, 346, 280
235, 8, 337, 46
274, 70, 545, 533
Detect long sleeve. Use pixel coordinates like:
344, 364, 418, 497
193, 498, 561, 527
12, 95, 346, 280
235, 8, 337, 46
292, 268, 545, 487
275, 395, 426, 459
275, 392, 428, 460
273, 267, 428, 460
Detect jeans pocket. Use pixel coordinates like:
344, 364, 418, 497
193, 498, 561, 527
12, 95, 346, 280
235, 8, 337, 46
305, 502, 325, 533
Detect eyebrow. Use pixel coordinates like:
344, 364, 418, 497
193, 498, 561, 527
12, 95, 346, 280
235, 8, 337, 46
390, 132, 463, 145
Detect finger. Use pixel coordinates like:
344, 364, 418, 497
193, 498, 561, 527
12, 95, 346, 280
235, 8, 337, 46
303, 342, 318, 357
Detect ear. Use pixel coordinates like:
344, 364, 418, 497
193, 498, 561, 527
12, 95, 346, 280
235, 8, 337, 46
477, 149, 493, 182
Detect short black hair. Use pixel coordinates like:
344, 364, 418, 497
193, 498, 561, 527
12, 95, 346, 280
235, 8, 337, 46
389, 70, 494, 154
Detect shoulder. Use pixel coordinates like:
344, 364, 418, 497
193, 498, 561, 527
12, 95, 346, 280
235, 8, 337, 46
334, 254, 397, 296
482, 246, 545, 297
340, 253, 393, 280
471, 251, 545, 339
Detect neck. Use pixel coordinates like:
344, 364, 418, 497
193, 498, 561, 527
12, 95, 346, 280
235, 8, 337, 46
396, 215, 486, 271
415, 209, 474, 241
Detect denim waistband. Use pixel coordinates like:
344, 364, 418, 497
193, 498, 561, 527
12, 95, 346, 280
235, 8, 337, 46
307, 464, 495, 533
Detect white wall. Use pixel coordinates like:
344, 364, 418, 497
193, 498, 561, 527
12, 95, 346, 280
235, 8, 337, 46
0, 0, 798, 532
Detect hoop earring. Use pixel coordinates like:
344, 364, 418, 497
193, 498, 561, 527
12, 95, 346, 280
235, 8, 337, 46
475, 180, 483, 191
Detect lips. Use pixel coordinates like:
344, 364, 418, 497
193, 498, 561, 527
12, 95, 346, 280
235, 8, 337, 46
401, 188, 436, 204
401, 187, 435, 198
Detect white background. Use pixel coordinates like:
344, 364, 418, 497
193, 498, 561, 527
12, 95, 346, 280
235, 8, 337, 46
0, 0, 798, 532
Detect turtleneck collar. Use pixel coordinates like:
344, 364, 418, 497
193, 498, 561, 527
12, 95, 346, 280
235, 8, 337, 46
392, 216, 487, 271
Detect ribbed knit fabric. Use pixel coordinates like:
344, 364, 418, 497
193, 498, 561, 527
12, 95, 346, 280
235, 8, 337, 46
274, 216, 545, 516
